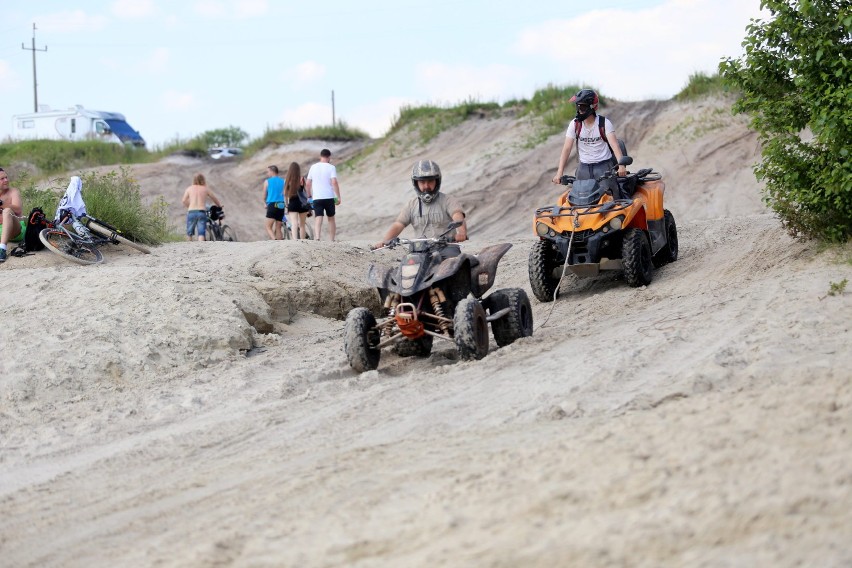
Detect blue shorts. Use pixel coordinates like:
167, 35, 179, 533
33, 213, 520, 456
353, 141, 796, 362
186, 210, 207, 236
313, 198, 336, 217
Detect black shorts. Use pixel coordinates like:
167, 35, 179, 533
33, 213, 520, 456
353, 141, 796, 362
312, 198, 336, 217
287, 195, 310, 214
266, 202, 286, 221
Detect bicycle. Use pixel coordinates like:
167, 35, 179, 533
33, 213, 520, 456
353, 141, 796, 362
205, 205, 237, 242
39, 215, 151, 265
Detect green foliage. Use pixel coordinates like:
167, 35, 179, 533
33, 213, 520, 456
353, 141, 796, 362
388, 99, 502, 145
827, 278, 848, 296
199, 126, 248, 148
245, 121, 370, 155
0, 139, 153, 176
19, 169, 176, 244
720, 0, 852, 242
674, 72, 729, 101
77, 169, 175, 244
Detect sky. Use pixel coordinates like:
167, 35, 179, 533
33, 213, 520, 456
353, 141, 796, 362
0, 0, 766, 148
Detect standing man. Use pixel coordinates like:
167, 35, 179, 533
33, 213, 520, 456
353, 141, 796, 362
306, 148, 341, 241
263, 165, 286, 240
0, 167, 25, 263
181, 173, 222, 241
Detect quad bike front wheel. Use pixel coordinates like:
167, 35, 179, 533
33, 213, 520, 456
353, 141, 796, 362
453, 298, 489, 361
622, 228, 653, 287
486, 288, 533, 347
652, 209, 678, 268
529, 240, 561, 302
344, 308, 381, 372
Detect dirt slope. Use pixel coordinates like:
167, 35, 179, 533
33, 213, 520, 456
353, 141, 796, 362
1, 96, 850, 567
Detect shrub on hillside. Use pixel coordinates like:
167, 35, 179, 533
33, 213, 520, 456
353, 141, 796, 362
21, 168, 175, 245
720, 0, 852, 242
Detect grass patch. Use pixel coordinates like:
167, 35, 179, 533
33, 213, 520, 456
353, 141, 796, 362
674, 72, 729, 101
20, 168, 177, 245
244, 121, 370, 155
388, 99, 502, 145
0, 139, 154, 176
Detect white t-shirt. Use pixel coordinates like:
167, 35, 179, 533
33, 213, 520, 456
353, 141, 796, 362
307, 161, 338, 200
566, 116, 616, 164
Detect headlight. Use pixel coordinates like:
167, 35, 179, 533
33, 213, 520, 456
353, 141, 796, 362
536, 222, 550, 237
609, 216, 624, 231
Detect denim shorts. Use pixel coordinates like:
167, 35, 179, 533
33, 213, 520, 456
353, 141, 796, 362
186, 210, 207, 236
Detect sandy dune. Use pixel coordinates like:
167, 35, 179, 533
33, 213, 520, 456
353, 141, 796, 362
1, 96, 850, 567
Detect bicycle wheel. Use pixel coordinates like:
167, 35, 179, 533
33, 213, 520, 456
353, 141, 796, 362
220, 225, 238, 242
205, 220, 221, 241
39, 228, 104, 265
86, 220, 151, 254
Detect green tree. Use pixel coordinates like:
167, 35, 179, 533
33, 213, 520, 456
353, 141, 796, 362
201, 126, 249, 148
720, 0, 852, 242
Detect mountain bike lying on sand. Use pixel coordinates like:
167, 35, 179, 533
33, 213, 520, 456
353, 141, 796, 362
206, 205, 237, 241
344, 222, 533, 372
39, 215, 151, 265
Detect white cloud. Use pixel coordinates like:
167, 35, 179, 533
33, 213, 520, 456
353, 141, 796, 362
414, 62, 521, 104
512, 0, 766, 100
234, 0, 268, 19
193, 0, 268, 19
0, 60, 22, 93
290, 61, 326, 85
110, 0, 157, 20
349, 97, 414, 138
36, 10, 109, 33
142, 48, 170, 73
161, 90, 196, 110
277, 102, 333, 130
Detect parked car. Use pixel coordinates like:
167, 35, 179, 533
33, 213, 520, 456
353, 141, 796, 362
208, 147, 243, 160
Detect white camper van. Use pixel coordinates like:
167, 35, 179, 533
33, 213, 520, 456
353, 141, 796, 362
11, 105, 146, 147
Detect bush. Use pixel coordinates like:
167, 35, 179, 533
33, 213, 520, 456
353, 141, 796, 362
21, 168, 176, 245
674, 72, 729, 101
720, 0, 852, 242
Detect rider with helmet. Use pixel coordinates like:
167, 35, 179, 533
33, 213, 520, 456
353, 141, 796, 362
375, 159, 468, 257
552, 88, 627, 185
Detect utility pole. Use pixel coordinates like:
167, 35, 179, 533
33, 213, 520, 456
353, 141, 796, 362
331, 90, 336, 127
22, 23, 48, 112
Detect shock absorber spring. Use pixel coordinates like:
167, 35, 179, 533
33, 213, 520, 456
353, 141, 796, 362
429, 287, 451, 334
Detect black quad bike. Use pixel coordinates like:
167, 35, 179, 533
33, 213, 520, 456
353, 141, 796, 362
344, 223, 533, 372
529, 156, 678, 301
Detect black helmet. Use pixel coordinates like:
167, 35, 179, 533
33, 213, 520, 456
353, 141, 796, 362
570, 89, 599, 121
411, 159, 442, 203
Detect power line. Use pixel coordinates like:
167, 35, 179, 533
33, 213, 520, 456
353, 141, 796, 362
21, 23, 48, 113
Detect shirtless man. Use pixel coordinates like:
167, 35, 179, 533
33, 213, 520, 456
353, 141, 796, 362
0, 167, 24, 263
181, 173, 222, 241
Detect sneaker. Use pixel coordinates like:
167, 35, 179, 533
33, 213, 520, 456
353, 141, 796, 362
0, 248, 6, 263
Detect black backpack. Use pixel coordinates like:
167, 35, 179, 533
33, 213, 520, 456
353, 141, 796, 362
23, 207, 50, 252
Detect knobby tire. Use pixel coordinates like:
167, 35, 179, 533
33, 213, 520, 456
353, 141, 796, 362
39, 228, 104, 265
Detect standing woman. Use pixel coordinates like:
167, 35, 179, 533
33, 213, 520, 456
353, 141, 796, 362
263, 165, 285, 240
284, 162, 310, 239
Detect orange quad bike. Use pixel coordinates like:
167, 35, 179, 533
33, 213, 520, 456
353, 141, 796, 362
528, 156, 678, 302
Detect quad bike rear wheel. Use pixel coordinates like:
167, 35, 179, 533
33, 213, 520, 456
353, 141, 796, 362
652, 209, 678, 268
453, 298, 489, 361
486, 288, 533, 347
529, 240, 561, 302
393, 335, 433, 357
344, 308, 381, 372
622, 228, 653, 287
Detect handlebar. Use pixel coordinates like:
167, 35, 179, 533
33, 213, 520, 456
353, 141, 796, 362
560, 167, 657, 186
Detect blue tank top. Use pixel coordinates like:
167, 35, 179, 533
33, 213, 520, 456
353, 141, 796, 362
266, 177, 284, 203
